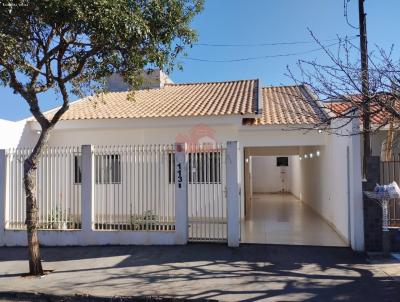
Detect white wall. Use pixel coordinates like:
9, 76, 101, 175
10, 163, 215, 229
298, 142, 350, 245
10, 118, 328, 228
47, 125, 237, 147
0, 119, 27, 149
250, 155, 302, 196
251, 156, 290, 193
289, 155, 301, 199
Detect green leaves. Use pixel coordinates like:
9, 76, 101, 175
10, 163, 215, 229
0, 0, 204, 98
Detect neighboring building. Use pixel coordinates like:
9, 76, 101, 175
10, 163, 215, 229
326, 95, 400, 159
0, 119, 27, 149
0, 71, 364, 251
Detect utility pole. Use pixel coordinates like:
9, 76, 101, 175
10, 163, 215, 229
358, 0, 370, 179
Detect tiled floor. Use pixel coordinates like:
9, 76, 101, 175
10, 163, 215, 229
241, 193, 347, 246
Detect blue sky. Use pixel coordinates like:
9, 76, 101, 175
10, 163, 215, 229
1, 0, 399, 121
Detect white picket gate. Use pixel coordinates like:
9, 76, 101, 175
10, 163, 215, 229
187, 144, 227, 242
92, 145, 176, 231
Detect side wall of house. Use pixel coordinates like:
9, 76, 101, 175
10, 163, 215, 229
298, 120, 363, 250
0, 120, 29, 149
299, 144, 350, 243
289, 155, 302, 199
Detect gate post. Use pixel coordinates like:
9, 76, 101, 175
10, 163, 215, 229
175, 143, 188, 244
0, 150, 6, 245
226, 141, 240, 247
81, 145, 94, 239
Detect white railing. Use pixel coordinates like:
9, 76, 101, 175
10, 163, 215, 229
3, 143, 229, 240
0, 141, 239, 246
187, 144, 227, 242
5, 147, 82, 230
92, 145, 176, 231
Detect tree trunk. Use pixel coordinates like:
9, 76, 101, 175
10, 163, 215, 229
358, 0, 371, 180
24, 128, 52, 276
362, 123, 371, 179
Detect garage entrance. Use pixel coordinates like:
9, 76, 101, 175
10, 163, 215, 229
242, 146, 348, 247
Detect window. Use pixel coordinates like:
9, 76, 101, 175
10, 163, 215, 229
169, 152, 222, 184
96, 154, 121, 184
73, 154, 122, 184
74, 155, 82, 184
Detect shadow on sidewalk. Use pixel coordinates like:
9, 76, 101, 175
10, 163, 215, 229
1, 244, 400, 301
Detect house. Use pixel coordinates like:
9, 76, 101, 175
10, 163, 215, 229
0, 71, 364, 251
326, 96, 400, 250
326, 95, 400, 159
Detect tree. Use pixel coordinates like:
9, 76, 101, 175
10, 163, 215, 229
0, 0, 203, 276
287, 0, 399, 179
287, 30, 400, 178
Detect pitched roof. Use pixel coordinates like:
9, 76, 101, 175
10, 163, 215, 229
250, 85, 326, 125
326, 94, 400, 125
47, 79, 259, 121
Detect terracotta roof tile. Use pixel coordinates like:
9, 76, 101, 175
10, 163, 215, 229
327, 94, 400, 125
47, 79, 259, 121
252, 85, 325, 125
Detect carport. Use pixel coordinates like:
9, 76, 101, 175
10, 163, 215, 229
241, 146, 348, 247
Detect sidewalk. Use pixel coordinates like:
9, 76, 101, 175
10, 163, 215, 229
0, 244, 400, 302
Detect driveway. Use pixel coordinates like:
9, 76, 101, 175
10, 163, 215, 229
0, 244, 399, 301
241, 193, 346, 246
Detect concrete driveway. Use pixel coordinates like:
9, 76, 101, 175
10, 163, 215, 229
0, 244, 399, 301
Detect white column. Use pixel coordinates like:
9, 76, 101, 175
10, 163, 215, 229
226, 141, 240, 247
349, 119, 364, 251
175, 143, 188, 245
0, 150, 6, 245
81, 145, 94, 234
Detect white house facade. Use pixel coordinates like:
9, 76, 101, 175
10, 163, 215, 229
0, 72, 364, 251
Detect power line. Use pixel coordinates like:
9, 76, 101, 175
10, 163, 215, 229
193, 36, 358, 48
185, 37, 358, 63
344, 0, 359, 29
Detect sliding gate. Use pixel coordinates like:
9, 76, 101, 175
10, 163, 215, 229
187, 144, 227, 242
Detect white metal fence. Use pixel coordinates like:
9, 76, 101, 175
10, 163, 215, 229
187, 144, 227, 242
5, 147, 82, 230
92, 145, 176, 231
3, 143, 228, 241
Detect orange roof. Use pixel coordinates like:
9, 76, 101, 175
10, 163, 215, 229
48, 79, 259, 121
327, 94, 400, 124
44, 80, 328, 126
252, 85, 326, 125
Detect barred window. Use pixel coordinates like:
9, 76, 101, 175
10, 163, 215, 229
74, 155, 82, 184
169, 152, 221, 184
95, 154, 121, 184
74, 154, 121, 184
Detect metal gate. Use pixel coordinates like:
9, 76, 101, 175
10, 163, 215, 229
187, 144, 227, 242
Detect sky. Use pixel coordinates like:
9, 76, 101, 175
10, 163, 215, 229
1, 0, 399, 121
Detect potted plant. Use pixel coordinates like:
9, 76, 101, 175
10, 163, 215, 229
130, 210, 159, 231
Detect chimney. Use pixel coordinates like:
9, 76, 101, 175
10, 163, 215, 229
107, 69, 173, 92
